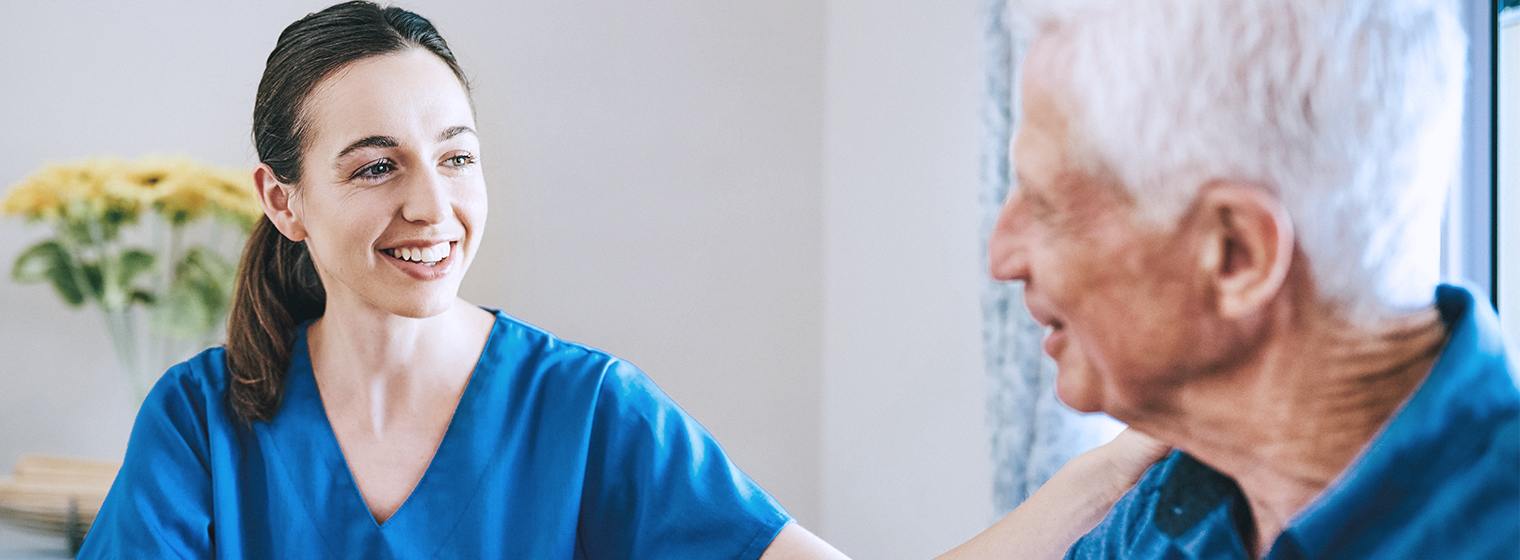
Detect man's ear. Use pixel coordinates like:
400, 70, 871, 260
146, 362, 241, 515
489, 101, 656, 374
1193, 182, 1294, 318
254, 164, 307, 242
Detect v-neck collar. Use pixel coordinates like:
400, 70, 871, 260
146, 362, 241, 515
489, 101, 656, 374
256, 312, 506, 554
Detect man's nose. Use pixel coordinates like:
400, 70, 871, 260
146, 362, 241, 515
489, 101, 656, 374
401, 168, 451, 225
988, 191, 1031, 282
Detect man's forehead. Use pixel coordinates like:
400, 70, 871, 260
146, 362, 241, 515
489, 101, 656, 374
1018, 34, 1077, 140
1014, 52, 1071, 188
1022, 32, 1067, 83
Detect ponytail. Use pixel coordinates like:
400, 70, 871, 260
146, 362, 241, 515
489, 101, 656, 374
225, 218, 324, 423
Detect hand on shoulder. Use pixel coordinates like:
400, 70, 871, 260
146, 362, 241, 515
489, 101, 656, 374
934, 428, 1169, 560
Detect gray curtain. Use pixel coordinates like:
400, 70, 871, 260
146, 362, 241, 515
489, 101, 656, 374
978, 0, 1124, 515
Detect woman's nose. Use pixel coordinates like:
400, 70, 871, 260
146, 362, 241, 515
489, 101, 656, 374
401, 169, 451, 225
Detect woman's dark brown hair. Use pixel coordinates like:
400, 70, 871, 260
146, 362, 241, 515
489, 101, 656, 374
227, 1, 470, 423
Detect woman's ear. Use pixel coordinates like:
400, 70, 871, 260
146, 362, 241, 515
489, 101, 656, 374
1193, 182, 1295, 319
254, 164, 307, 242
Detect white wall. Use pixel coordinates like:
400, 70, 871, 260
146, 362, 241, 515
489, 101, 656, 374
818, 0, 991, 558
0, 0, 992, 555
451, 0, 828, 527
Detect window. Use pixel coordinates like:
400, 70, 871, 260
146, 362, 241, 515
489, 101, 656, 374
1499, 2, 1519, 339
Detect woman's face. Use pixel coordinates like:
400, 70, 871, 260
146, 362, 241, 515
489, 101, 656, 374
287, 48, 485, 319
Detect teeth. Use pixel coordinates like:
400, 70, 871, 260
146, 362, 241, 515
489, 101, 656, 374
387, 242, 450, 264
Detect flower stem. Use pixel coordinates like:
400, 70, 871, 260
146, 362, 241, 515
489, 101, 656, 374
99, 307, 147, 402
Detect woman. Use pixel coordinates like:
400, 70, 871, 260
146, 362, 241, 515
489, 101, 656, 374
79, 2, 1165, 558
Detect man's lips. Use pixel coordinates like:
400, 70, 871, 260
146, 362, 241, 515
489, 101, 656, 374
1024, 299, 1061, 330
1023, 299, 1066, 357
1042, 322, 1068, 357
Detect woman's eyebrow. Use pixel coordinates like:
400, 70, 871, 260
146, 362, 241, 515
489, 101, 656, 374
336, 135, 399, 158
439, 126, 475, 141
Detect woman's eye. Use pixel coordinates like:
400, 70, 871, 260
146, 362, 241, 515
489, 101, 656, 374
354, 160, 395, 179
447, 154, 477, 167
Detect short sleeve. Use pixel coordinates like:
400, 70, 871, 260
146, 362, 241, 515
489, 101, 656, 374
577, 360, 792, 560
77, 364, 215, 559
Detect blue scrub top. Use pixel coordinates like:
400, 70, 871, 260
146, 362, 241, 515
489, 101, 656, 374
78, 310, 793, 559
1065, 285, 1520, 559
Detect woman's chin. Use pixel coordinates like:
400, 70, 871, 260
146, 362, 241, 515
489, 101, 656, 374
377, 289, 460, 319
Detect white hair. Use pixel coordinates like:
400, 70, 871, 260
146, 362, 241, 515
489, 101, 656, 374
1013, 0, 1467, 322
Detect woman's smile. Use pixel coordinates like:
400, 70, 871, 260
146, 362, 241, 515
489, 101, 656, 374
380, 240, 459, 281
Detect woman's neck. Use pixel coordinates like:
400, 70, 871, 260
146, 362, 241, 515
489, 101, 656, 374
306, 297, 494, 435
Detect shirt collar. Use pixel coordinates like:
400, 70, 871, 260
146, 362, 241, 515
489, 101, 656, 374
1277, 284, 1518, 554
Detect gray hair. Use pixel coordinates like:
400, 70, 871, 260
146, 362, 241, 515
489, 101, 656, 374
1015, 0, 1466, 322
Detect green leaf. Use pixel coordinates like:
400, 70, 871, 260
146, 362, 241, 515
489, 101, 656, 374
80, 262, 105, 303
119, 249, 157, 287
152, 247, 237, 339
12, 241, 86, 306
12, 241, 64, 284
154, 285, 212, 339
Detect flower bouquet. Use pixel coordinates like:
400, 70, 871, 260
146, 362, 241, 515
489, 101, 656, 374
2, 155, 261, 402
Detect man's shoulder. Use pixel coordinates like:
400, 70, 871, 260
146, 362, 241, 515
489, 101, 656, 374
1067, 452, 1252, 560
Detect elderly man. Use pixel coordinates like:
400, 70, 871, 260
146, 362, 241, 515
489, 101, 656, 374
989, 0, 1519, 558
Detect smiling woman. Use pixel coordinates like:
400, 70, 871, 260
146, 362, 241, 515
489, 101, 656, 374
71, 2, 847, 558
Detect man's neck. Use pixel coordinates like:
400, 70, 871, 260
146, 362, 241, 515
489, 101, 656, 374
1141, 304, 1448, 556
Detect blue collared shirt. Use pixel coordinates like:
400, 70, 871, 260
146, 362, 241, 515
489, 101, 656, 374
1066, 285, 1520, 559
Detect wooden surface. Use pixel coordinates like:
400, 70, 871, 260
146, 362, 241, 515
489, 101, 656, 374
0, 456, 117, 557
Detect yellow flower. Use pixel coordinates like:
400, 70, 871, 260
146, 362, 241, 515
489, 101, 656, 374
135, 155, 227, 227
93, 159, 150, 224
5, 155, 261, 231
202, 166, 262, 229
154, 181, 212, 226
2, 158, 131, 222
118, 156, 190, 208
0, 176, 65, 221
